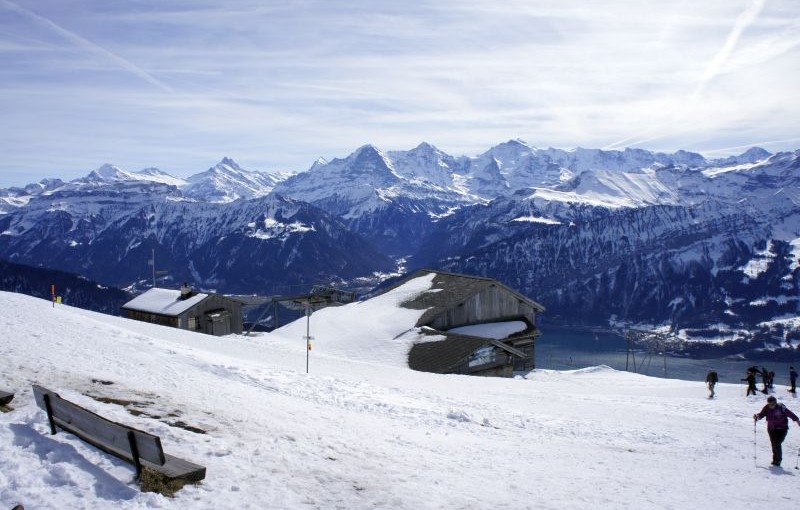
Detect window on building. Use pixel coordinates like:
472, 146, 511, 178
188, 317, 199, 331
468, 345, 495, 367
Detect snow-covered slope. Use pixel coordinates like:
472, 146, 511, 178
0, 187, 393, 293
1, 288, 796, 509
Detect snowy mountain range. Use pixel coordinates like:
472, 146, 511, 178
1, 140, 799, 354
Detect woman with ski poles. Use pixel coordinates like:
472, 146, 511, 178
753, 395, 800, 466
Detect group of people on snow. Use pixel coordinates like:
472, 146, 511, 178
705, 366, 800, 468
738, 365, 797, 396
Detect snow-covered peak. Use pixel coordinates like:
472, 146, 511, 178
710, 147, 772, 167
493, 138, 536, 153
82, 164, 186, 187
90, 163, 127, 181
351, 144, 397, 174
413, 141, 437, 152
668, 149, 707, 168
20, 178, 65, 195
274, 145, 401, 202
307, 157, 329, 172
479, 139, 535, 168
388, 142, 461, 188
182, 158, 287, 203
738, 147, 772, 162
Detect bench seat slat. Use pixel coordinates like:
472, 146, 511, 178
143, 454, 207, 482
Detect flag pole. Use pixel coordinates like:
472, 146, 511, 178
150, 249, 156, 288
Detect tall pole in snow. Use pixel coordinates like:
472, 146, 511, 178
149, 249, 156, 288
305, 303, 311, 373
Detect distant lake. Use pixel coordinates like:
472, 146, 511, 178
535, 328, 800, 386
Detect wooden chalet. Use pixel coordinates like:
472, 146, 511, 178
401, 269, 545, 377
122, 284, 243, 336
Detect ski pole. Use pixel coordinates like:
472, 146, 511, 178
795, 446, 799, 470
753, 419, 757, 465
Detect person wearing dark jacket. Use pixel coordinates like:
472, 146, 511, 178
742, 369, 758, 396
790, 367, 798, 393
753, 396, 800, 466
706, 369, 718, 398
760, 366, 770, 393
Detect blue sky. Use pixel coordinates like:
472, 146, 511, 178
1, 0, 798, 187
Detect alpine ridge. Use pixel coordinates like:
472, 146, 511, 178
1, 141, 798, 356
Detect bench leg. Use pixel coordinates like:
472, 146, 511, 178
43, 394, 57, 435
127, 431, 143, 480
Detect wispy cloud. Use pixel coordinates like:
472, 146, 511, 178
691, 0, 766, 100
0, 0, 173, 92
0, 0, 797, 186
605, 0, 779, 152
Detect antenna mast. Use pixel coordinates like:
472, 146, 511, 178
149, 249, 156, 288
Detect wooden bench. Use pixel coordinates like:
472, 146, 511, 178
0, 390, 14, 406
32, 384, 205, 494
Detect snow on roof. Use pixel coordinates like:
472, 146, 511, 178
272, 272, 439, 366
401, 269, 544, 326
446, 320, 528, 339
122, 288, 209, 316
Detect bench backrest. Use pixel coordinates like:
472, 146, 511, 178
32, 384, 166, 466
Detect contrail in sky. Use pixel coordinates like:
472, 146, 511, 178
703, 136, 800, 155
0, 0, 174, 93
604, 0, 767, 151
691, 0, 767, 99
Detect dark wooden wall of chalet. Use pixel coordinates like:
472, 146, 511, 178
427, 285, 538, 330
408, 336, 488, 374
183, 295, 244, 335
126, 310, 179, 328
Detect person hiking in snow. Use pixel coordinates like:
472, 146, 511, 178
742, 369, 758, 396
753, 396, 800, 466
790, 366, 798, 394
760, 366, 770, 393
706, 369, 718, 398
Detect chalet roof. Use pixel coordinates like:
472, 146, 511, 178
122, 288, 209, 317
396, 269, 545, 327
408, 329, 528, 374
443, 321, 534, 359
446, 320, 528, 339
